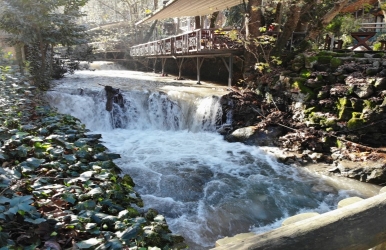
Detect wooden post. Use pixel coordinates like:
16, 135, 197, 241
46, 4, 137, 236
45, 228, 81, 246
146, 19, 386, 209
196, 57, 204, 84
153, 58, 157, 73
228, 55, 233, 88
175, 57, 184, 80
221, 55, 233, 88
212, 192, 386, 250
161, 58, 167, 76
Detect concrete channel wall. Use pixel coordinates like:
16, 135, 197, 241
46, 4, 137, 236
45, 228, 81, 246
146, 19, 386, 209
213, 190, 386, 250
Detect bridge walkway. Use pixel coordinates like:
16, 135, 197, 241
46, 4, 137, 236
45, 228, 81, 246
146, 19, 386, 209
130, 28, 244, 87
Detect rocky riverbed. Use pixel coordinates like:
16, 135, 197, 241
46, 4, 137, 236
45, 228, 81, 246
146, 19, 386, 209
220, 50, 386, 186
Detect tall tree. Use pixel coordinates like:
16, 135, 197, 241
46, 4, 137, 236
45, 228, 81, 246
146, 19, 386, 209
243, 0, 263, 76
0, 0, 89, 89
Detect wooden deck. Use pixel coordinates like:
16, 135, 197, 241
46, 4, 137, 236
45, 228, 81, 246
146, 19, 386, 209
130, 28, 243, 58
130, 28, 243, 87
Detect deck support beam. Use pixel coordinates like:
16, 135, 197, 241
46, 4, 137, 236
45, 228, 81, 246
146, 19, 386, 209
196, 57, 205, 84
221, 55, 233, 88
174, 57, 185, 80
161, 58, 167, 76
152, 58, 157, 73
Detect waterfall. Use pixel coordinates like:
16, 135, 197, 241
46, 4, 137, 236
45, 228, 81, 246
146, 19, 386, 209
46, 70, 380, 250
47, 89, 223, 132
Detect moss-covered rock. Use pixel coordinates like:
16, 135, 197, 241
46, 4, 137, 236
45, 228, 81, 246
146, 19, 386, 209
374, 77, 386, 90
336, 97, 352, 120
366, 67, 379, 76
300, 69, 312, 78
330, 57, 343, 69
304, 55, 318, 69
318, 56, 333, 64
291, 77, 315, 99
291, 54, 305, 72
347, 118, 366, 130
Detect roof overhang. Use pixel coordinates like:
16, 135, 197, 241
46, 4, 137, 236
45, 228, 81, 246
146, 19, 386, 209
136, 0, 244, 25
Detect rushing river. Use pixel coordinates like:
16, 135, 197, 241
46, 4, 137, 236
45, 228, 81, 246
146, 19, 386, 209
46, 64, 380, 249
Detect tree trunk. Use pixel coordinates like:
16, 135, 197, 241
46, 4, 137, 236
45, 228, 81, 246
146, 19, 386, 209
209, 11, 219, 28
378, 0, 386, 22
15, 43, 24, 75
243, 0, 262, 78
195, 16, 201, 29
246, 0, 262, 39
273, 2, 302, 54
143, 20, 158, 42
274, 2, 283, 32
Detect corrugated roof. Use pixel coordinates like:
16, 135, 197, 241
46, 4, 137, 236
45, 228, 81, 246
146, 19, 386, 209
136, 0, 243, 25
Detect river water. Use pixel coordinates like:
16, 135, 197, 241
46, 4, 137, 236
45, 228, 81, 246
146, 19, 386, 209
46, 64, 381, 249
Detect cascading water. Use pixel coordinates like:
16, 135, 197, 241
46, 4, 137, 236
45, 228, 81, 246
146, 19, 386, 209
46, 69, 380, 249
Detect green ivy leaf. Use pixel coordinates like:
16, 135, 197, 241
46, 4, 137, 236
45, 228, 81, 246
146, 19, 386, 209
62, 193, 76, 204
75, 200, 96, 210
16, 144, 32, 157
24, 217, 46, 224
26, 157, 45, 168
63, 154, 77, 162
7, 195, 36, 215
0, 197, 11, 204
116, 224, 140, 243
0, 232, 9, 248
76, 238, 103, 249
95, 238, 123, 250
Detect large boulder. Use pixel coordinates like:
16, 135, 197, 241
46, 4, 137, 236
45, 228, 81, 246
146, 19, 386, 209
225, 126, 283, 146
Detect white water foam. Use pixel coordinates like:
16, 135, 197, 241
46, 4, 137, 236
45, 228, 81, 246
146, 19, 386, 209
47, 70, 381, 249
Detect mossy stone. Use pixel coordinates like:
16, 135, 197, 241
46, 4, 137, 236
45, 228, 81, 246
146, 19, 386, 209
353, 53, 365, 58
351, 112, 363, 119
350, 98, 364, 111
318, 56, 333, 64
304, 55, 318, 69
304, 107, 317, 115
300, 69, 312, 78
336, 97, 351, 120
364, 99, 376, 109
291, 77, 315, 99
291, 55, 305, 71
330, 57, 343, 69
317, 90, 329, 99
317, 51, 335, 57
366, 67, 379, 76
374, 77, 386, 91
347, 118, 366, 130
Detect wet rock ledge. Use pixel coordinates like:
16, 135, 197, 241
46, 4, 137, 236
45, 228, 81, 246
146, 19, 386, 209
219, 51, 386, 186
0, 75, 186, 249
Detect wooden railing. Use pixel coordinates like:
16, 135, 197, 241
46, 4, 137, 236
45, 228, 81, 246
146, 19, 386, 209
130, 28, 242, 57
359, 22, 386, 32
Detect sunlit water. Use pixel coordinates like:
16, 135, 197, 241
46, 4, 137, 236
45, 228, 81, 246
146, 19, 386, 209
47, 68, 381, 249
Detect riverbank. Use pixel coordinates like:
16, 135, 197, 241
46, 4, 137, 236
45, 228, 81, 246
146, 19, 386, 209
220, 50, 386, 186
0, 73, 187, 249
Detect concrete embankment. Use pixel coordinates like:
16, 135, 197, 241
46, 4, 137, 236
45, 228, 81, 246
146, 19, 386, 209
213, 189, 386, 250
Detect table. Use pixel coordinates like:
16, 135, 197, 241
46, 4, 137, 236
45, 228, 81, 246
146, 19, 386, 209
350, 32, 376, 51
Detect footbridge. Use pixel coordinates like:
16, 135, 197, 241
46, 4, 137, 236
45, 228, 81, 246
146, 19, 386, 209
130, 28, 244, 87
